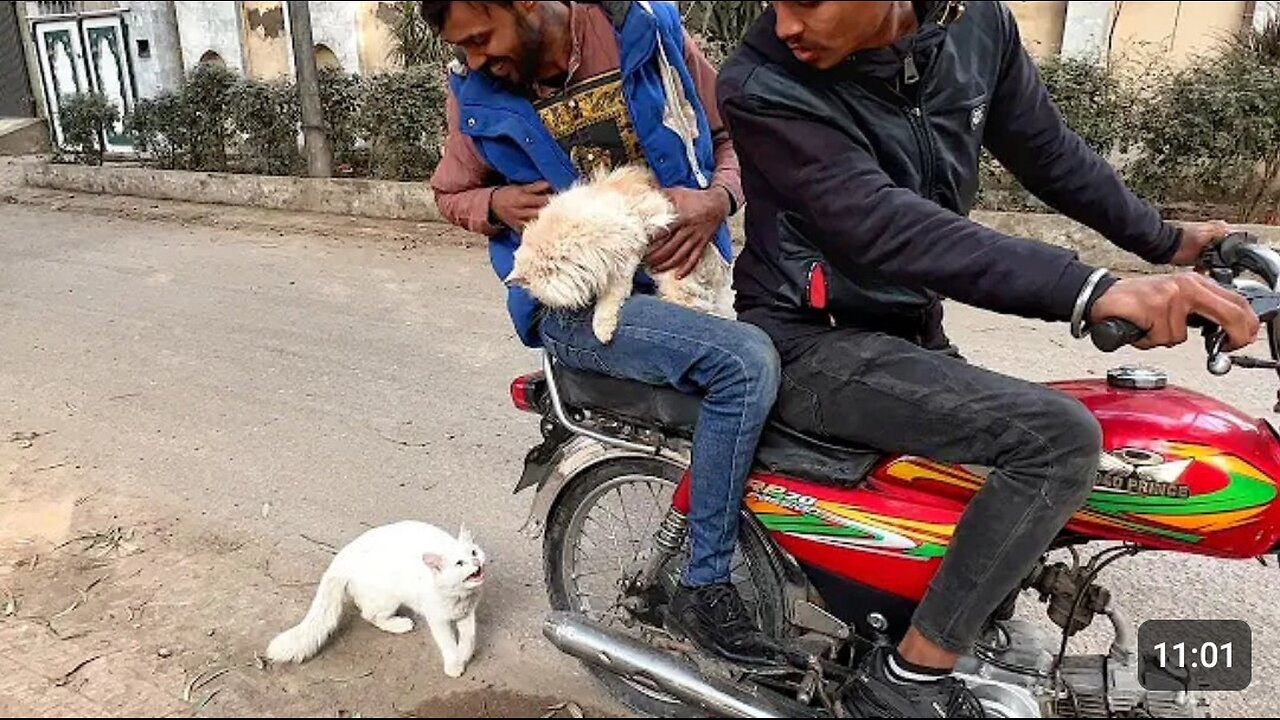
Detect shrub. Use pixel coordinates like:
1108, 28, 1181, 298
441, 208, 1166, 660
679, 1, 765, 50
124, 93, 188, 168
124, 64, 235, 171
59, 92, 119, 165
1038, 56, 1134, 156
1126, 51, 1280, 221
359, 67, 447, 181
183, 63, 237, 171
318, 67, 365, 169
384, 0, 452, 68
227, 78, 301, 175
1228, 10, 1280, 66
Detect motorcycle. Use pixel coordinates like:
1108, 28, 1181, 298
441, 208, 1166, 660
508, 234, 1280, 718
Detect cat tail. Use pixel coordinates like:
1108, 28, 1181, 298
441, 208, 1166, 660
266, 566, 347, 663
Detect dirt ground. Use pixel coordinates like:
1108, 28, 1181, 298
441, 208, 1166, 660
0, 165, 624, 719
0, 433, 613, 719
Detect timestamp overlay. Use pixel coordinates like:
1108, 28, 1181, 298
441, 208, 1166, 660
1138, 620, 1252, 692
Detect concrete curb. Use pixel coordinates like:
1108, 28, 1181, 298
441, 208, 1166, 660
24, 162, 443, 223
23, 162, 1280, 270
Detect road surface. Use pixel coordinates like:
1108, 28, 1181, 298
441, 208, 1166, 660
1, 203, 1277, 717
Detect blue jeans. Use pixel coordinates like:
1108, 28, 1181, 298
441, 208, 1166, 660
539, 295, 781, 587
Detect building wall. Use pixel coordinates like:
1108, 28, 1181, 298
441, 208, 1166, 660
1109, 0, 1251, 67
121, 0, 184, 98
241, 0, 291, 80
173, 0, 244, 73
23, 1, 120, 14
18, 0, 1275, 104
358, 1, 402, 74
309, 1, 361, 73
1008, 1, 1069, 58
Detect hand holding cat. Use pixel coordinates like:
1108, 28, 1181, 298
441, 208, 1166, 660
646, 186, 731, 279
491, 181, 553, 231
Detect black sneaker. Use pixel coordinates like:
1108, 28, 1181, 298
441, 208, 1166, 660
665, 583, 786, 669
839, 646, 985, 718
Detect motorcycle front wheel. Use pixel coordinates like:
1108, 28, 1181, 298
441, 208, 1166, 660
542, 456, 789, 718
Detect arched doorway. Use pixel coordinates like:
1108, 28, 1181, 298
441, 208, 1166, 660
198, 50, 226, 67
314, 43, 340, 71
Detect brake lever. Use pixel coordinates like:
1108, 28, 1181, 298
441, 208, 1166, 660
1206, 329, 1232, 376
1195, 277, 1280, 377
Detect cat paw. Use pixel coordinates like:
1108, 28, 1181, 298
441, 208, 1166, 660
592, 313, 618, 344
443, 660, 466, 678
375, 617, 415, 634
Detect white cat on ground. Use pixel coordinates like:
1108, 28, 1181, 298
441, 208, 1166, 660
266, 521, 486, 678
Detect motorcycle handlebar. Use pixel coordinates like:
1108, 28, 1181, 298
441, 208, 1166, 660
1089, 233, 1280, 357
1090, 318, 1147, 353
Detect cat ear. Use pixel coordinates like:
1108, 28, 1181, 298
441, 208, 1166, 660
458, 524, 473, 545
422, 553, 444, 572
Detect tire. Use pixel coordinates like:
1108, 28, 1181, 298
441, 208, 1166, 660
542, 456, 787, 718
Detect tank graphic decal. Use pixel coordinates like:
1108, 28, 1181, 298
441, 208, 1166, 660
883, 444, 1278, 545
1079, 443, 1276, 541
745, 480, 952, 561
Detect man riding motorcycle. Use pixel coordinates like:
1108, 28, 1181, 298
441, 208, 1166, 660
423, 0, 785, 668
716, 1, 1261, 716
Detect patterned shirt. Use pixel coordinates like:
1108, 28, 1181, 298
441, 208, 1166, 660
430, 2, 743, 236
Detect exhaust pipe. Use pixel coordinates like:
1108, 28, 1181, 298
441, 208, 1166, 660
542, 612, 818, 719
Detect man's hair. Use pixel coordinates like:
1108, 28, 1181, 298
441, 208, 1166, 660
419, 1, 514, 33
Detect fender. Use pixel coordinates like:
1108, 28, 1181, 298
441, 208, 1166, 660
517, 435, 689, 538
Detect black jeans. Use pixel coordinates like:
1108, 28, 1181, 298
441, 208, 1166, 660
775, 327, 1102, 653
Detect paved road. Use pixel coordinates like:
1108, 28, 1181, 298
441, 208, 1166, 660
1, 204, 1277, 716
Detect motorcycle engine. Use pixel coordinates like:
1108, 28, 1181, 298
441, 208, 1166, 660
1054, 654, 1207, 718
954, 620, 1208, 718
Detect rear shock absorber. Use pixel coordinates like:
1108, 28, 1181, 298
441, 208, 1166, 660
634, 506, 688, 593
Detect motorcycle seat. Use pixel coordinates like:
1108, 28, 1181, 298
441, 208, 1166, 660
553, 364, 880, 488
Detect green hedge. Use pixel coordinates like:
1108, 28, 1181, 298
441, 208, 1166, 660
979, 27, 1280, 222
227, 77, 301, 176
1125, 48, 1280, 222
358, 67, 446, 181
119, 63, 446, 182
59, 92, 119, 166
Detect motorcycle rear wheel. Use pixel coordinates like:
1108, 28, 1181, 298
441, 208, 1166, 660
543, 457, 789, 718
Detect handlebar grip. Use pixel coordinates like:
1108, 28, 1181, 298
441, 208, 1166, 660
1090, 318, 1146, 352
1217, 232, 1258, 266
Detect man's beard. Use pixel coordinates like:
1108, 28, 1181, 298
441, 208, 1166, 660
487, 14, 545, 94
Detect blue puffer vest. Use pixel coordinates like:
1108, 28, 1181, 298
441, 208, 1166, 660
449, 0, 733, 347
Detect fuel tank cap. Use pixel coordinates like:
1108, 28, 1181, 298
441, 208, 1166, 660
1107, 366, 1167, 390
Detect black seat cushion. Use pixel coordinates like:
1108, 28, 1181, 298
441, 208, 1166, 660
753, 422, 881, 488
556, 364, 701, 435
553, 365, 880, 488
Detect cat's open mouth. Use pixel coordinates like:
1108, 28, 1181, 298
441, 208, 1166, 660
466, 566, 484, 583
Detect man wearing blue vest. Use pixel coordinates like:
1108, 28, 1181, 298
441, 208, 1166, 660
424, 0, 784, 668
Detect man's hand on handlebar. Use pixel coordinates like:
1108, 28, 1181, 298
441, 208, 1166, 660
1089, 274, 1260, 351
1169, 220, 1232, 266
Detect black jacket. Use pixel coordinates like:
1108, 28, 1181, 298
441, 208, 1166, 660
717, 2, 1180, 356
